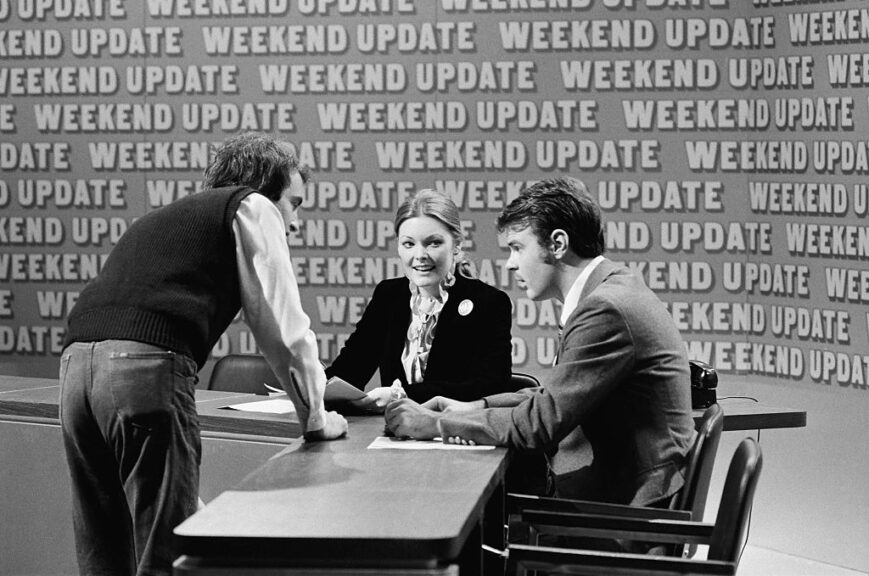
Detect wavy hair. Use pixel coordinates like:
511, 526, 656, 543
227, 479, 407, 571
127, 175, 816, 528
203, 132, 311, 201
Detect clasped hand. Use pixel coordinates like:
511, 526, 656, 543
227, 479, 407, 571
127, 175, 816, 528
383, 395, 476, 440
303, 410, 348, 441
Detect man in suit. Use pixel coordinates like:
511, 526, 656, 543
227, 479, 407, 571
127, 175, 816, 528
386, 177, 695, 508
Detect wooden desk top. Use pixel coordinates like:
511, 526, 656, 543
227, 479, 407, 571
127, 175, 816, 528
0, 376, 806, 437
710, 397, 807, 431
175, 416, 509, 567
0, 376, 301, 440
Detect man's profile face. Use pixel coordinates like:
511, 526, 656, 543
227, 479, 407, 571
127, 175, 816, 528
275, 170, 305, 236
502, 225, 558, 302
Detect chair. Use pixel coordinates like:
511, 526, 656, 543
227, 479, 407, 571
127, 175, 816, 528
502, 373, 545, 493
509, 403, 725, 557
207, 354, 279, 395
509, 372, 541, 392
505, 436, 763, 575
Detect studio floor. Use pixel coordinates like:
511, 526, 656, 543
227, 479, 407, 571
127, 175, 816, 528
738, 546, 867, 576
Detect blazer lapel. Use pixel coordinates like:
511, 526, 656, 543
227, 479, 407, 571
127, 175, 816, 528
555, 259, 619, 366
386, 281, 412, 386
579, 258, 619, 300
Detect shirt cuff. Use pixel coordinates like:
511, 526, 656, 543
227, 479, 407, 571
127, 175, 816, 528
306, 406, 328, 432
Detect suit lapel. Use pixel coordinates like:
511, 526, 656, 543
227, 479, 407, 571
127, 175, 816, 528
555, 258, 619, 366
386, 280, 412, 386
579, 258, 618, 300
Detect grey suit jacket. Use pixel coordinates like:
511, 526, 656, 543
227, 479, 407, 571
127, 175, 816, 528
439, 259, 695, 506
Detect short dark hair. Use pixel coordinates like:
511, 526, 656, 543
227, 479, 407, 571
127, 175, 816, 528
496, 177, 605, 258
202, 132, 311, 201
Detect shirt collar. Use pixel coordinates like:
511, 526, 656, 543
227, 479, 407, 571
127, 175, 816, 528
559, 255, 605, 326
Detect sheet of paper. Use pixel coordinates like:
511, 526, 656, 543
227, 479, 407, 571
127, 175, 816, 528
224, 398, 296, 414
263, 383, 286, 397
325, 377, 368, 402
367, 436, 496, 451
264, 378, 367, 403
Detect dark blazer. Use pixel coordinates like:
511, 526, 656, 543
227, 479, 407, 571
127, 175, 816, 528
326, 274, 513, 403
439, 259, 696, 507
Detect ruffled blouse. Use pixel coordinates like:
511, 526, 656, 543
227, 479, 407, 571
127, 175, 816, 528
400, 279, 452, 385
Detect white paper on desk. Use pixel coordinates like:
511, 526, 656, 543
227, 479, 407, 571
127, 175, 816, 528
224, 397, 296, 414
263, 383, 286, 397
325, 377, 368, 403
367, 436, 496, 451
264, 378, 366, 403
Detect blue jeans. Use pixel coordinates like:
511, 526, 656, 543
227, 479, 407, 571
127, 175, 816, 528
59, 340, 201, 576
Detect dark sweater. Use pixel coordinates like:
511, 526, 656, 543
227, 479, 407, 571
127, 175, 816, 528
64, 186, 255, 369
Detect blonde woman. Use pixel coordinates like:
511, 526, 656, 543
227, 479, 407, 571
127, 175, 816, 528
326, 188, 513, 410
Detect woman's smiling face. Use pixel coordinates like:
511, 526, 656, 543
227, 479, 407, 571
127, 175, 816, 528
397, 215, 456, 298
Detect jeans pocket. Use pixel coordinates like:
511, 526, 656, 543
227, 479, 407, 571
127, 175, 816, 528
108, 350, 176, 432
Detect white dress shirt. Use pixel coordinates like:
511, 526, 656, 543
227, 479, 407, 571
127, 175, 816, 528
559, 255, 606, 327
232, 193, 327, 433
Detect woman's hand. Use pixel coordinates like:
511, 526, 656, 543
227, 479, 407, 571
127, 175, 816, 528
349, 387, 393, 413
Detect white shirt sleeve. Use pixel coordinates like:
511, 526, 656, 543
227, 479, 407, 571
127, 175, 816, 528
232, 193, 327, 433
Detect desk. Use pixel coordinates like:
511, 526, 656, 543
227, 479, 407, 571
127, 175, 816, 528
0, 376, 302, 440
697, 397, 807, 432
0, 376, 807, 574
173, 398, 807, 575
0, 377, 807, 438
174, 416, 509, 575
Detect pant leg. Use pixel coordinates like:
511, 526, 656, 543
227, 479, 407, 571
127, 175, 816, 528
60, 342, 137, 576
90, 341, 201, 576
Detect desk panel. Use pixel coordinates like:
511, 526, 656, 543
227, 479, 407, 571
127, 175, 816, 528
708, 397, 807, 431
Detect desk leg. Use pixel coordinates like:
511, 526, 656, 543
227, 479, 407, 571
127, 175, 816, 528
482, 480, 506, 576
454, 478, 505, 575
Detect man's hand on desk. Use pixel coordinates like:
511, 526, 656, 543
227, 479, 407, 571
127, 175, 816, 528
384, 398, 440, 440
303, 411, 348, 442
422, 396, 480, 414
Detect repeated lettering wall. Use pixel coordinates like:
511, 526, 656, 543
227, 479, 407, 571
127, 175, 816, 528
1, 0, 867, 393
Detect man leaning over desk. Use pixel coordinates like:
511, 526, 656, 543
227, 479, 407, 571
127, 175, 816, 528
386, 177, 696, 510
60, 132, 347, 576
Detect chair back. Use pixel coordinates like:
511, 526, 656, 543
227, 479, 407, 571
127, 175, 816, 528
707, 437, 764, 564
208, 354, 279, 395
677, 403, 724, 519
508, 372, 540, 392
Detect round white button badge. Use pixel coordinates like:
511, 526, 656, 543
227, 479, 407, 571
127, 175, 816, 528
458, 299, 474, 316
